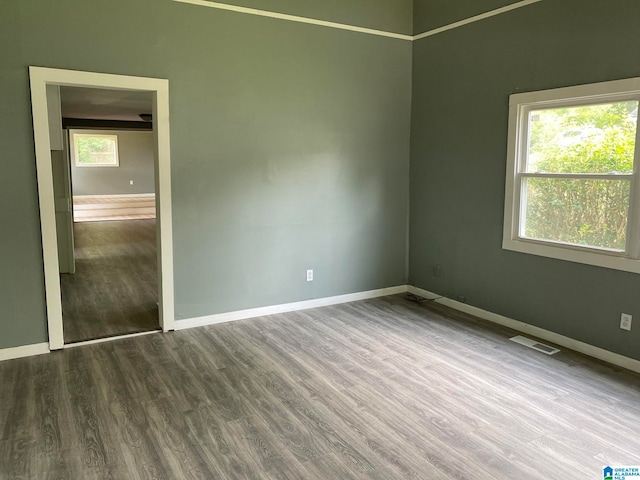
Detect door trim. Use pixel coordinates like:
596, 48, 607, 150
29, 66, 175, 350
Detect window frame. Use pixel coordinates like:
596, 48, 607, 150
70, 130, 120, 167
503, 78, 640, 274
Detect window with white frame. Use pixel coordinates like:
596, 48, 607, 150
503, 78, 640, 273
71, 131, 119, 167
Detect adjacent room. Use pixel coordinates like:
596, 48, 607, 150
59, 87, 160, 343
1, 0, 639, 478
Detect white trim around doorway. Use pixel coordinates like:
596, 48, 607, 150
29, 66, 175, 350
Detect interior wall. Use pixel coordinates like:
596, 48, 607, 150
70, 130, 155, 196
409, 0, 640, 361
0, 0, 411, 349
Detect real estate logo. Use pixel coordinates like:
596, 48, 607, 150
604, 466, 640, 480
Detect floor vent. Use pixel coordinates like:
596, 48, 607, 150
510, 335, 560, 355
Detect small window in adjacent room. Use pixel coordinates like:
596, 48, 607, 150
71, 132, 119, 167
503, 78, 640, 273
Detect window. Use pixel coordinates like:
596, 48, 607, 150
71, 131, 119, 167
503, 78, 640, 273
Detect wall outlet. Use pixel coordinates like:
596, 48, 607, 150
306, 269, 313, 282
130, 180, 134, 185
620, 313, 632, 331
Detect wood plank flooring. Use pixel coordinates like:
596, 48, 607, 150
73, 195, 156, 223
2, 295, 640, 479
60, 219, 159, 344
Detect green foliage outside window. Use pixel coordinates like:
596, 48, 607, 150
75, 135, 118, 166
523, 101, 638, 250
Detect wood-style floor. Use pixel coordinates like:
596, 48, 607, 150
60, 219, 159, 344
2, 295, 640, 479
73, 195, 156, 223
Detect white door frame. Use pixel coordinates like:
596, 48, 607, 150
29, 66, 175, 350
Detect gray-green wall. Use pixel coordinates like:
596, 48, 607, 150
4, 0, 639, 364
70, 130, 155, 196
410, 0, 640, 361
0, 0, 411, 349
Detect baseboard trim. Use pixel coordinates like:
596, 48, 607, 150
176, 285, 409, 330
408, 286, 640, 374
0, 342, 50, 362
5, 285, 638, 374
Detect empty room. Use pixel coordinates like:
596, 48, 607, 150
1, 0, 639, 479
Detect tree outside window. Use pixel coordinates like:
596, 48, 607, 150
73, 133, 119, 167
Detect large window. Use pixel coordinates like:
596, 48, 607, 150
503, 78, 640, 273
71, 131, 119, 167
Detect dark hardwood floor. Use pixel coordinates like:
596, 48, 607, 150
2, 295, 640, 479
60, 219, 159, 344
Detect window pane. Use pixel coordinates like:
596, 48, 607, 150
522, 177, 630, 251
527, 101, 638, 174
75, 135, 118, 166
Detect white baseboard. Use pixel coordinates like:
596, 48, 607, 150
176, 285, 409, 330
0, 342, 50, 362
0, 287, 407, 362
408, 286, 640, 374
4, 285, 638, 375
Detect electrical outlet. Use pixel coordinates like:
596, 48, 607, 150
620, 313, 632, 331
306, 269, 313, 282
129, 180, 134, 185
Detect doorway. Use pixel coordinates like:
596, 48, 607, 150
62, 120, 158, 342
29, 67, 175, 350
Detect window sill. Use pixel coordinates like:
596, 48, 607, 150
502, 237, 640, 274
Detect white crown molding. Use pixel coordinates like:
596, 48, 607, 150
407, 286, 640, 374
173, 0, 543, 42
175, 285, 409, 330
414, 0, 542, 41
173, 0, 413, 40
0, 343, 49, 362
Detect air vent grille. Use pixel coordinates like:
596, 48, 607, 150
510, 335, 560, 355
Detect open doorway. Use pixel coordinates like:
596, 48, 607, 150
29, 67, 175, 350
59, 91, 158, 342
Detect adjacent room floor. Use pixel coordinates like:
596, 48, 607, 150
60, 219, 159, 344
2, 295, 639, 479
73, 195, 156, 223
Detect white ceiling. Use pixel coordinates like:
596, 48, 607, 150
59, 86, 153, 122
